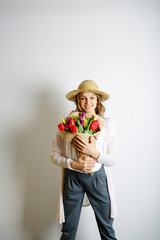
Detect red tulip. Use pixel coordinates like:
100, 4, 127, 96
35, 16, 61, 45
69, 118, 75, 125
58, 123, 65, 131
69, 118, 75, 129
70, 125, 77, 133
90, 120, 99, 131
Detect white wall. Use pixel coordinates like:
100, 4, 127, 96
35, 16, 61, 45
0, 1, 160, 240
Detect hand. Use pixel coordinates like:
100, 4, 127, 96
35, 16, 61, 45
72, 135, 100, 159
70, 155, 96, 173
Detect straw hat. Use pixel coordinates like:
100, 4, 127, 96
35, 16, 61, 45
66, 80, 110, 102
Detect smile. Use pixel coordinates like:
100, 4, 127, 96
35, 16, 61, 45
84, 106, 92, 109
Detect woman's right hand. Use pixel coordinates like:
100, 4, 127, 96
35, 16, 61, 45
70, 155, 95, 173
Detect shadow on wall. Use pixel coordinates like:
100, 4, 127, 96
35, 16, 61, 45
13, 84, 63, 240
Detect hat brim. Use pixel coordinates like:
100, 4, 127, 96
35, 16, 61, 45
66, 89, 110, 102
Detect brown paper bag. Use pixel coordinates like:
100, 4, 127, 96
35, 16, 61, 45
59, 112, 104, 173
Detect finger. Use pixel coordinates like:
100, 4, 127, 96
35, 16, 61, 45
85, 161, 95, 168
74, 135, 86, 145
80, 154, 87, 162
74, 138, 86, 148
84, 157, 95, 163
89, 136, 93, 143
73, 138, 86, 145
85, 167, 94, 172
74, 145, 84, 153
75, 135, 83, 140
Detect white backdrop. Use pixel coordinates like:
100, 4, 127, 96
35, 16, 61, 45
0, 1, 160, 240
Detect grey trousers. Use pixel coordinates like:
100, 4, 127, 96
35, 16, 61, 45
60, 165, 117, 240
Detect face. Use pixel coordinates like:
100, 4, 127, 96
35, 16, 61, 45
79, 92, 97, 115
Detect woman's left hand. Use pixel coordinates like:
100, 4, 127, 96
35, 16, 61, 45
72, 135, 100, 159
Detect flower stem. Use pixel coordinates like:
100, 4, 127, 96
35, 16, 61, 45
89, 170, 93, 176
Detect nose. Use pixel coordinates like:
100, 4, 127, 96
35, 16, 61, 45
85, 98, 90, 104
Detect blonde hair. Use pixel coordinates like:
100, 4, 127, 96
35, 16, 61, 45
75, 93, 106, 118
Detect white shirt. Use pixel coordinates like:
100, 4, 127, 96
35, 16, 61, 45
51, 116, 119, 223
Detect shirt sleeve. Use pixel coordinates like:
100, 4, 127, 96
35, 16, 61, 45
51, 131, 73, 169
96, 119, 120, 167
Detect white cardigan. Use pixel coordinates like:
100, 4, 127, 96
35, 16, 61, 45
51, 116, 119, 224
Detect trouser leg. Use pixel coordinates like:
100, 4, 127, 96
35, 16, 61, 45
60, 169, 85, 240
85, 166, 117, 240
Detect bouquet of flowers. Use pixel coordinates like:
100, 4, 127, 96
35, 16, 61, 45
57, 111, 104, 175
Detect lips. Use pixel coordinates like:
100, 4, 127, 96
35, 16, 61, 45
84, 105, 92, 109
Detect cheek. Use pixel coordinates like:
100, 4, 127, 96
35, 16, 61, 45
94, 100, 97, 106
79, 101, 85, 108
80, 101, 83, 105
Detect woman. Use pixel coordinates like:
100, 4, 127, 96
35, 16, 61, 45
51, 80, 119, 240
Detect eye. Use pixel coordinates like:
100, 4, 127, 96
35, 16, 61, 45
80, 97, 85, 100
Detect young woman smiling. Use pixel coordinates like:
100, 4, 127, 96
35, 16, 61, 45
51, 80, 119, 240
